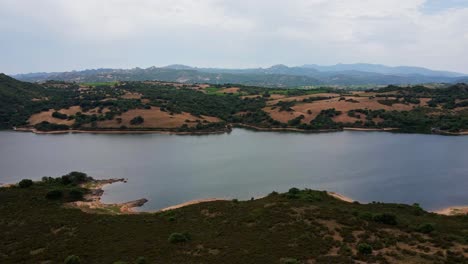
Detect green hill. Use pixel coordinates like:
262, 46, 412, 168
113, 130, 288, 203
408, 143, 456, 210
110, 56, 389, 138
0, 174, 467, 263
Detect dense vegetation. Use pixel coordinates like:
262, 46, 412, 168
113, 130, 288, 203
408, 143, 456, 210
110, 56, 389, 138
0, 174, 467, 263
1, 73, 467, 134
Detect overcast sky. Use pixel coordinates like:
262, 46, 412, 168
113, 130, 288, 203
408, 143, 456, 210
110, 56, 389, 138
1, 0, 468, 74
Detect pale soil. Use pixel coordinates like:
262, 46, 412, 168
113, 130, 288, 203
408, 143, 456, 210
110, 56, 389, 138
327, 192, 354, 203
120, 92, 142, 99
434, 206, 468, 216
343, 127, 398, 131
15, 127, 228, 135
94, 107, 221, 128
233, 123, 339, 133
31, 97, 48, 102
159, 198, 227, 212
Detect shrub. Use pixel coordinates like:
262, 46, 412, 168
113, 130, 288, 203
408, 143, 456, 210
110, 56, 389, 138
286, 187, 300, 199
280, 258, 300, 264
61, 172, 90, 185
357, 243, 373, 255
373, 213, 397, 225
288, 187, 300, 195
130, 116, 144, 125
52, 111, 68, 119
64, 255, 81, 264
46, 190, 63, 200
416, 223, 435, 234
135, 257, 147, 264
168, 232, 190, 243
18, 179, 33, 188
69, 189, 84, 201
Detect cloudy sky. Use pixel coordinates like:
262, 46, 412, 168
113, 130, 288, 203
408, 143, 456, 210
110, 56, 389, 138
1, 0, 468, 74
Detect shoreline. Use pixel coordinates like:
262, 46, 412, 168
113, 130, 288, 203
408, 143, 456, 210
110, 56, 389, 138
69, 178, 148, 214
13, 127, 228, 135
12, 126, 468, 136
433, 206, 468, 216
3, 180, 467, 216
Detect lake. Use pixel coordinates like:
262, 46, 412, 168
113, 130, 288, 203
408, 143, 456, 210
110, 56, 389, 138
0, 129, 467, 211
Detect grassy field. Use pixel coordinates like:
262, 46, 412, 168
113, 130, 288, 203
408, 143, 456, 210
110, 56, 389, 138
0, 176, 467, 263
81, 82, 119, 87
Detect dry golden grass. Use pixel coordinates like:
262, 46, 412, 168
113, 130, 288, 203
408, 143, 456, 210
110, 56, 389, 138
218, 87, 240, 94
95, 107, 220, 128
28, 106, 82, 126
264, 95, 428, 124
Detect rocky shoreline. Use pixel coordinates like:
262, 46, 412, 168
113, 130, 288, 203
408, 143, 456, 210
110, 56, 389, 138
69, 178, 148, 214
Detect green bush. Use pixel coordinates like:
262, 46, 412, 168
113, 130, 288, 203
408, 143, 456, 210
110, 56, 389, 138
69, 189, 84, 201
373, 213, 397, 225
130, 116, 144, 125
18, 179, 33, 188
288, 187, 300, 195
60, 172, 90, 185
168, 232, 190, 243
357, 243, 373, 255
52, 111, 68, 119
416, 223, 435, 234
135, 257, 147, 264
46, 190, 63, 200
280, 258, 300, 264
64, 255, 80, 264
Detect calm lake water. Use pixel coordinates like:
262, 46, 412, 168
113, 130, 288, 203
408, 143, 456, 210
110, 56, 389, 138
0, 129, 467, 211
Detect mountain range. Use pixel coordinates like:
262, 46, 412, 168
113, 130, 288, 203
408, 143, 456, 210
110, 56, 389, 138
11, 63, 468, 87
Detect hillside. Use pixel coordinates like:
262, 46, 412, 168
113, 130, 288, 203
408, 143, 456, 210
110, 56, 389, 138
1, 76, 464, 134
0, 174, 467, 263
0, 74, 80, 129
12, 64, 467, 86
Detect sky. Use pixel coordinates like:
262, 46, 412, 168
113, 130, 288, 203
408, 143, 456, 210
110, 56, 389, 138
1, 0, 468, 74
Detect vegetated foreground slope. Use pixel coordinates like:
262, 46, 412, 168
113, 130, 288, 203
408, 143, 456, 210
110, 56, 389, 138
1, 74, 468, 134
1, 174, 467, 263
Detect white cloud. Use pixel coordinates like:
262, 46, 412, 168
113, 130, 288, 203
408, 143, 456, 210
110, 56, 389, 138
0, 0, 467, 73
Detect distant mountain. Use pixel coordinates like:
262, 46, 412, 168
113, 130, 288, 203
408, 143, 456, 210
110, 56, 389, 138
13, 63, 467, 87
302, 63, 465, 78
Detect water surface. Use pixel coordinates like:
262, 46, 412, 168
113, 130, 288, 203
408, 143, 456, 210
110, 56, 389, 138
0, 129, 466, 211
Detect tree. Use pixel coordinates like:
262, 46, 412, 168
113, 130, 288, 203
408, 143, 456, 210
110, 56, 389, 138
130, 116, 144, 125
18, 179, 33, 188
46, 190, 63, 200
168, 232, 190, 243
69, 189, 84, 201
416, 223, 435, 234
357, 243, 373, 255
373, 213, 397, 225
